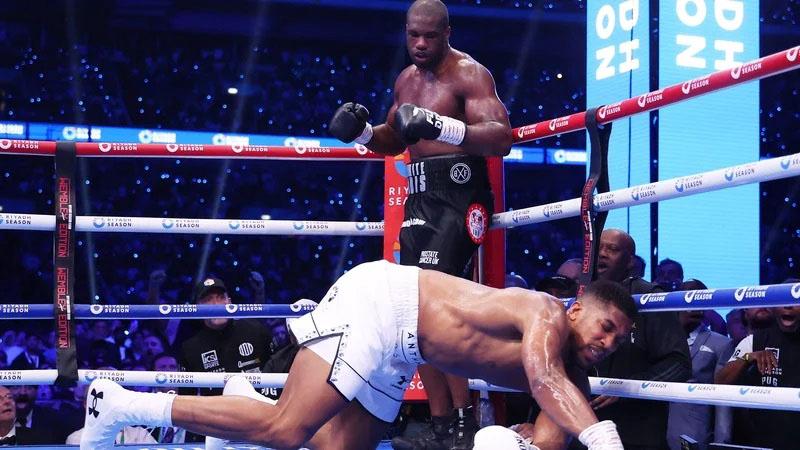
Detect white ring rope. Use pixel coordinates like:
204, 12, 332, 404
2, 370, 796, 412
2, 153, 796, 234
492, 152, 800, 229
0, 214, 383, 236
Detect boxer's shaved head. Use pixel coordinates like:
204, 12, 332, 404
408, 0, 449, 30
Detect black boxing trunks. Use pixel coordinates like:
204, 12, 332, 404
400, 154, 494, 277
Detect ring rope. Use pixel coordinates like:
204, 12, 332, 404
3, 152, 797, 235
492, 152, 800, 229
1, 369, 797, 413
1, 282, 798, 320
469, 379, 800, 412
511, 45, 800, 143
0, 214, 384, 236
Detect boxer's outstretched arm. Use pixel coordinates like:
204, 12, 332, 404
520, 306, 599, 439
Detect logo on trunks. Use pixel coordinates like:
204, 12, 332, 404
450, 163, 471, 184
787, 46, 799, 62
730, 60, 762, 80
228, 220, 240, 230
684, 290, 714, 303
239, 342, 254, 357
734, 286, 768, 302
465, 203, 488, 245
201, 350, 219, 370
419, 251, 439, 265
791, 283, 800, 299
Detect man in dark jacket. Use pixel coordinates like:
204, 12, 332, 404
589, 229, 692, 450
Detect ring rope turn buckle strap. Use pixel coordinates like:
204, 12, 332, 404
577, 108, 612, 298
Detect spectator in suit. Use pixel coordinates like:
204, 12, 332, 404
666, 280, 735, 450
9, 334, 41, 370
0, 386, 43, 445
9, 385, 56, 443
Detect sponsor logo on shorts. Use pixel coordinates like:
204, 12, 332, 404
465, 203, 488, 244
201, 350, 220, 370
791, 283, 800, 299
787, 46, 799, 62
734, 286, 768, 302
419, 250, 440, 266
400, 218, 426, 228
684, 289, 714, 303
239, 342, 254, 357
450, 163, 471, 184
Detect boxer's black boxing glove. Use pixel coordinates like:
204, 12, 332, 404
394, 103, 466, 146
328, 102, 373, 144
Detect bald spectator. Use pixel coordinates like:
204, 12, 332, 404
556, 257, 582, 281
504, 273, 529, 289
588, 229, 691, 450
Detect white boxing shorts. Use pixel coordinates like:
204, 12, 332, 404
287, 260, 425, 422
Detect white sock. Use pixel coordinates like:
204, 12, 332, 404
124, 391, 176, 427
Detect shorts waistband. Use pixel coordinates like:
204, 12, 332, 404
386, 263, 425, 365
406, 155, 489, 195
